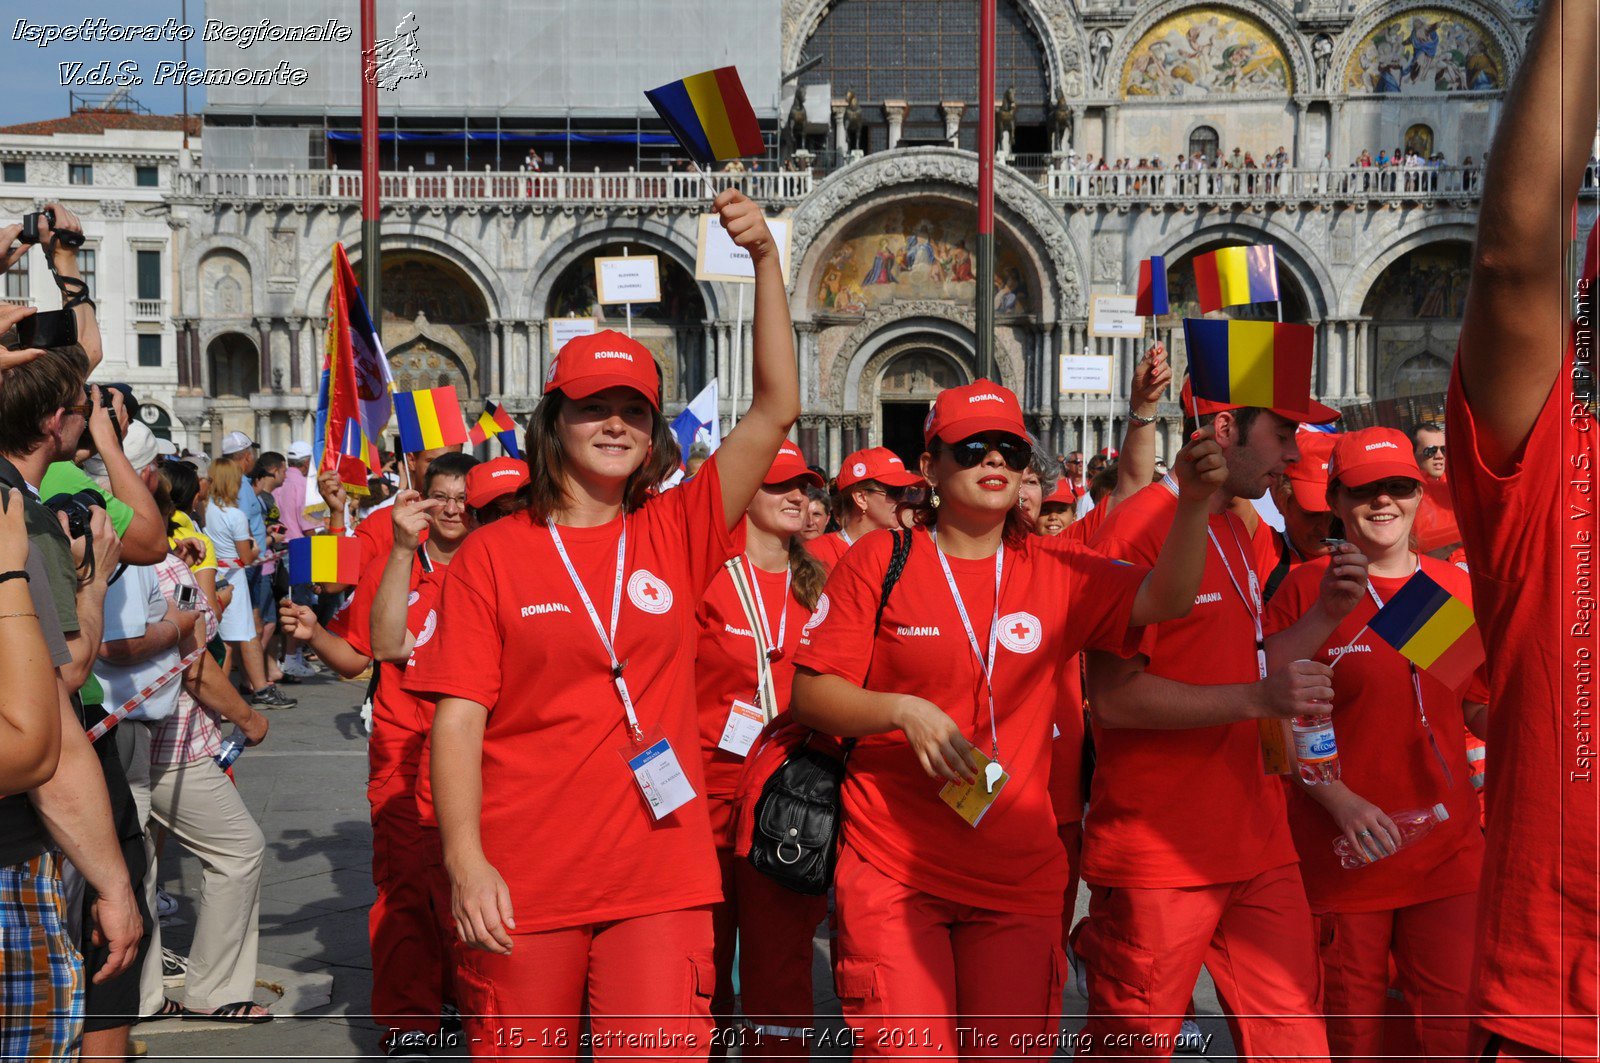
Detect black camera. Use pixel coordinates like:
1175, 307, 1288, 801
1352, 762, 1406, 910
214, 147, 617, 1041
19, 209, 84, 249
45, 490, 104, 541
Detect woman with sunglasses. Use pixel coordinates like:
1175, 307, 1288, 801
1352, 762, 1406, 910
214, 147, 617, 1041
402, 188, 797, 1058
791, 379, 1223, 1054
807, 447, 923, 570
1263, 427, 1486, 1062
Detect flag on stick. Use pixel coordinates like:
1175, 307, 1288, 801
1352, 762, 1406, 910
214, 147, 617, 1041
288, 534, 361, 586
394, 387, 469, 453
468, 400, 521, 458
1181, 318, 1314, 410
670, 381, 720, 469
315, 244, 383, 495
645, 67, 764, 167
1193, 245, 1278, 313
1135, 256, 1169, 317
1367, 570, 1486, 692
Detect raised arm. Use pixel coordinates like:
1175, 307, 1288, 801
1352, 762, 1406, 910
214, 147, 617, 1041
1456, 0, 1597, 464
371, 491, 435, 663
1129, 425, 1225, 625
37, 204, 100, 373
84, 387, 167, 564
1113, 343, 1172, 504
705, 189, 800, 530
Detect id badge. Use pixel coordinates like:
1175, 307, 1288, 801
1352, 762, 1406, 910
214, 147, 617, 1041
938, 749, 1010, 828
717, 699, 765, 758
620, 727, 697, 820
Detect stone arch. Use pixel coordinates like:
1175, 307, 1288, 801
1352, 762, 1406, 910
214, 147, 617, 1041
1341, 218, 1477, 317
1393, 351, 1452, 396
206, 331, 259, 399
295, 225, 507, 324
522, 221, 719, 322
384, 314, 481, 398
1334, 0, 1517, 95
1106, 1, 1311, 101
836, 305, 979, 413
182, 234, 266, 320
1357, 236, 1471, 399
1148, 221, 1336, 320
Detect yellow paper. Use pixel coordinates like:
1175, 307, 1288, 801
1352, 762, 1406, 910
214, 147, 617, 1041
938, 750, 1010, 828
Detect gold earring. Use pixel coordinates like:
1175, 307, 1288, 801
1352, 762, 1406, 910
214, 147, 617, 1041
930, 489, 941, 508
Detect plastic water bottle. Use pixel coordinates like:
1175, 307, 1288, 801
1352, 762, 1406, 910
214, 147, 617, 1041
1292, 713, 1341, 784
215, 726, 248, 770
1334, 803, 1450, 869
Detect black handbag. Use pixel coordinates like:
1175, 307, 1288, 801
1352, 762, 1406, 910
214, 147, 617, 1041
746, 529, 914, 895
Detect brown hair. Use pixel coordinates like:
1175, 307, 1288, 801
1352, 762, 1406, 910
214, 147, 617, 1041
0, 345, 89, 457
521, 389, 681, 524
786, 536, 827, 612
899, 440, 1032, 549
210, 461, 243, 507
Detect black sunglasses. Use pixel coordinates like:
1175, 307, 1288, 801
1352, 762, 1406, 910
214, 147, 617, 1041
1343, 477, 1423, 501
1420, 445, 1446, 458
945, 433, 1031, 472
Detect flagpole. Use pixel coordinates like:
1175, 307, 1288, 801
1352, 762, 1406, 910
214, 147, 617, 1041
732, 283, 745, 429
975, 0, 997, 381
360, 0, 382, 324
622, 245, 634, 339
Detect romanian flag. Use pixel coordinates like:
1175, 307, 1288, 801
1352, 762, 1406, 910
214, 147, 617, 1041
468, 400, 521, 458
1193, 245, 1279, 313
394, 386, 469, 453
288, 534, 361, 587
1368, 570, 1486, 692
339, 419, 382, 473
1182, 318, 1314, 409
645, 67, 764, 167
315, 244, 385, 496
1135, 256, 1169, 317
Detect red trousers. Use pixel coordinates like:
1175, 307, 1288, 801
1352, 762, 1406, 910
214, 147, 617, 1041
453, 906, 715, 1060
1077, 863, 1329, 1061
1317, 891, 1477, 1063
369, 730, 456, 1038
832, 844, 1067, 1060
707, 794, 828, 1058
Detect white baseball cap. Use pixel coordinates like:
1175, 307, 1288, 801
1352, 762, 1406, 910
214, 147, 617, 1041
286, 440, 313, 462
220, 430, 255, 456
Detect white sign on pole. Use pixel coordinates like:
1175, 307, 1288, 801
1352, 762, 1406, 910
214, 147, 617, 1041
594, 256, 661, 305
1059, 354, 1114, 394
549, 317, 597, 354
695, 215, 792, 284
1089, 294, 1144, 338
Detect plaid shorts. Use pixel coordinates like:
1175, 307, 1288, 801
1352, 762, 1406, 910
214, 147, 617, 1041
0, 851, 84, 1059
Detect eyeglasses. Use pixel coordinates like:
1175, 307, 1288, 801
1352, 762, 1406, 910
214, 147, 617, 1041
63, 403, 92, 417
946, 433, 1031, 472
1419, 445, 1446, 459
428, 494, 468, 511
1343, 477, 1422, 501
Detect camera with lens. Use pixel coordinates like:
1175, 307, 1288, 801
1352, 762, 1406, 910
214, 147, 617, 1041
19, 209, 84, 249
45, 490, 105, 541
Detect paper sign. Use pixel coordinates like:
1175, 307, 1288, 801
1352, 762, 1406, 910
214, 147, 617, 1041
695, 214, 792, 284
549, 317, 597, 353
1089, 294, 1145, 337
595, 256, 661, 305
1060, 354, 1114, 395
938, 749, 1010, 827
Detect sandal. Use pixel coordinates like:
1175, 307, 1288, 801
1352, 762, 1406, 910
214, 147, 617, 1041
139, 998, 185, 1022
182, 1000, 273, 1024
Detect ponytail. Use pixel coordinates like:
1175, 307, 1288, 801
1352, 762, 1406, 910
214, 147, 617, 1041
786, 535, 827, 612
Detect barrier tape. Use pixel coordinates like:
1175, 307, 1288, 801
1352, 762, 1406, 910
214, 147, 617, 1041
86, 640, 210, 742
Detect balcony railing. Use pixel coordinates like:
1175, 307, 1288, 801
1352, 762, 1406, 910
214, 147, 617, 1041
130, 298, 165, 322
172, 167, 813, 206
1045, 165, 1486, 205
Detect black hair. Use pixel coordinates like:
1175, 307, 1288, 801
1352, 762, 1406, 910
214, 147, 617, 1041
423, 452, 480, 495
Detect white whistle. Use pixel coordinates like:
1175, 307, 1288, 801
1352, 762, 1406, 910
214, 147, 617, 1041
984, 760, 1004, 794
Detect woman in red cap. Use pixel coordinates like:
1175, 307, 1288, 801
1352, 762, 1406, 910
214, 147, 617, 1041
1264, 426, 1487, 1063
807, 447, 924, 569
402, 188, 798, 1058
790, 378, 1225, 1055
692, 440, 828, 1058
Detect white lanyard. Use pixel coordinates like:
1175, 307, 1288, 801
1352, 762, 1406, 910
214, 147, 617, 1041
1208, 519, 1268, 681
838, 528, 854, 546
548, 518, 642, 743
744, 558, 791, 661
929, 528, 1003, 765
1363, 559, 1455, 787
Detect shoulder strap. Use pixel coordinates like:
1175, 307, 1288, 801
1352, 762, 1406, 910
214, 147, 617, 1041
845, 528, 915, 758
725, 557, 780, 724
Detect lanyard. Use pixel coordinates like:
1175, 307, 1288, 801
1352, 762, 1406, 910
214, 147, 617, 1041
838, 528, 853, 546
1363, 561, 1456, 787
744, 558, 791, 662
929, 528, 1003, 765
547, 518, 642, 743
1208, 517, 1268, 681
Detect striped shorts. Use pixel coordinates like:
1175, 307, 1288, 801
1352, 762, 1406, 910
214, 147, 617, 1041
0, 852, 84, 1059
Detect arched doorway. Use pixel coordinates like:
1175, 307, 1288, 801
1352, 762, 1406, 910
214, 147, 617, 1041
1166, 242, 1312, 322
1360, 241, 1470, 400
877, 347, 967, 466
206, 332, 258, 398
1188, 125, 1220, 163
349, 250, 493, 394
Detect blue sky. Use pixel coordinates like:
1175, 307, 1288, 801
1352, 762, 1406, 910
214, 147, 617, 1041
1, 2, 207, 125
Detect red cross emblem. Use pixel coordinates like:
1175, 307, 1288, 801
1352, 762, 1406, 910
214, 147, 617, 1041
1010, 621, 1032, 641
642, 582, 659, 600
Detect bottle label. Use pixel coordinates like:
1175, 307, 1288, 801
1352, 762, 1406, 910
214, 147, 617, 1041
1295, 726, 1338, 764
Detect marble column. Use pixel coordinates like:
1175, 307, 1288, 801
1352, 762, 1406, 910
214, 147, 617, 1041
254, 317, 273, 391
882, 100, 909, 150
1354, 319, 1371, 401
940, 101, 966, 146
286, 316, 305, 392
832, 101, 847, 154
487, 318, 503, 397
175, 318, 193, 390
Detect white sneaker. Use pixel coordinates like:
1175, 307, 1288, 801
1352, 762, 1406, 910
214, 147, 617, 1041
280, 656, 317, 679
1174, 1019, 1205, 1054
154, 889, 178, 919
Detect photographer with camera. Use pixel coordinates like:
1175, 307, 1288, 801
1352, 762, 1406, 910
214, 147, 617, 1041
3, 203, 100, 373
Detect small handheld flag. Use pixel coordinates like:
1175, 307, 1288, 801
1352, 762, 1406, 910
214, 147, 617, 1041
1135, 256, 1169, 317
1181, 318, 1314, 409
1367, 571, 1486, 692
288, 534, 361, 587
468, 400, 521, 458
670, 380, 721, 469
1193, 245, 1278, 314
645, 67, 764, 167
394, 386, 469, 454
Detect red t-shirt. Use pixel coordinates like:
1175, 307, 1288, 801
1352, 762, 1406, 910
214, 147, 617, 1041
694, 561, 812, 799
1085, 482, 1299, 887
794, 527, 1148, 915
354, 507, 430, 573
328, 554, 438, 736
804, 530, 851, 570
402, 459, 739, 933
1413, 476, 1462, 555
1263, 556, 1487, 914
1447, 354, 1599, 1058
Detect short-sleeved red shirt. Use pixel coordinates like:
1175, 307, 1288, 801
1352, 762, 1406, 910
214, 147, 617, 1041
328, 551, 439, 736
694, 561, 813, 799
1264, 555, 1486, 914
804, 530, 851, 570
794, 527, 1148, 915
1085, 482, 1299, 888
1413, 476, 1462, 554
402, 459, 739, 933
1447, 353, 1599, 1058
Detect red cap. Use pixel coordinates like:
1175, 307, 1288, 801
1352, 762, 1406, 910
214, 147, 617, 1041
1326, 427, 1423, 489
1178, 377, 1341, 426
1042, 480, 1077, 507
837, 447, 924, 490
765, 441, 824, 488
1283, 431, 1337, 513
466, 456, 530, 509
1097, 447, 1118, 459
543, 329, 661, 408
922, 379, 1028, 446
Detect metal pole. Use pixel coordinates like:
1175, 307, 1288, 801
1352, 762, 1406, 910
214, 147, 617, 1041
975, 0, 997, 381
180, 0, 189, 151
360, 0, 381, 320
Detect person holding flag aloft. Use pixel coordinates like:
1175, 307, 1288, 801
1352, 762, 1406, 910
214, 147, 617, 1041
1262, 427, 1486, 1061
402, 185, 797, 1057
